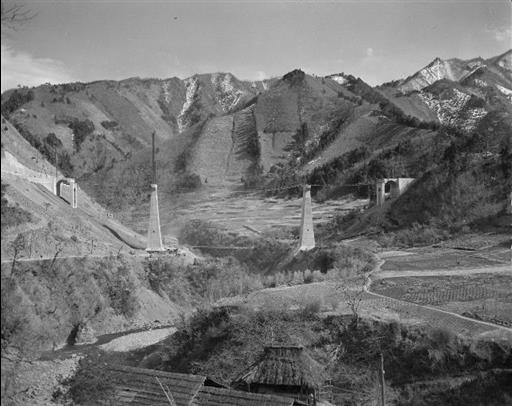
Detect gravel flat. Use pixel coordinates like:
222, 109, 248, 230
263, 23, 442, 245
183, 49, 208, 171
99, 327, 176, 352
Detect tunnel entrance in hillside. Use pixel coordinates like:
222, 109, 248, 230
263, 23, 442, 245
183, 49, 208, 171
56, 178, 78, 208
384, 180, 399, 198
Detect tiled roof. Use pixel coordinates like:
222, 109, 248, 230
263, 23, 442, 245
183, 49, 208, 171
191, 386, 295, 406
108, 365, 206, 406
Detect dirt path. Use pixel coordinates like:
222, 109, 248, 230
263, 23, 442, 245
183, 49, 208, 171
0, 252, 146, 264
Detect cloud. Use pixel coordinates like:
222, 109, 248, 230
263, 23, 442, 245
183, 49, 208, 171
255, 70, 267, 81
1, 44, 73, 92
366, 47, 374, 57
486, 27, 512, 42
242, 70, 268, 81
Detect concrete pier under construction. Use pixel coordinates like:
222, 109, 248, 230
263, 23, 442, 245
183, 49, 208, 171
298, 185, 315, 251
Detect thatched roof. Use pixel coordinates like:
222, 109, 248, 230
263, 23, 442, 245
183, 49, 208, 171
191, 386, 295, 406
235, 345, 325, 390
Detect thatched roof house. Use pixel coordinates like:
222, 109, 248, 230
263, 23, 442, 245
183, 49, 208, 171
233, 345, 326, 405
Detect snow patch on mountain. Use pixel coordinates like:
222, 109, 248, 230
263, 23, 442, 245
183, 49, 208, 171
211, 73, 246, 112
473, 79, 488, 88
419, 88, 487, 131
161, 81, 172, 104
178, 77, 198, 132
399, 58, 485, 93
496, 52, 512, 71
496, 84, 512, 101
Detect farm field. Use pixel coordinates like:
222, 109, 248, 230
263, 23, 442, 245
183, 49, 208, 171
371, 274, 512, 327
218, 276, 512, 339
380, 249, 509, 272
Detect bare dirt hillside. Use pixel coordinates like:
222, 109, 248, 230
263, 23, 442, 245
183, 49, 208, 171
2, 51, 511, 237
1, 120, 146, 258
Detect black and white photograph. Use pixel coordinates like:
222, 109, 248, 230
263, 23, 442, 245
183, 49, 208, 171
1, 0, 511, 404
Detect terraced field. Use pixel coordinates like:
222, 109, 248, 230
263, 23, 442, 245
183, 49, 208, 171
372, 274, 511, 305
359, 292, 507, 336
380, 250, 506, 271
126, 185, 368, 237
371, 273, 512, 327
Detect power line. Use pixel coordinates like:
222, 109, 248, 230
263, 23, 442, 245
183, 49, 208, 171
189, 245, 257, 250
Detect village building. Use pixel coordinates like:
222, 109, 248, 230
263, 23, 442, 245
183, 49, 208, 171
106, 364, 295, 406
233, 345, 325, 406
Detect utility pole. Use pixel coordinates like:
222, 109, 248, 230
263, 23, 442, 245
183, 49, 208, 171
152, 131, 157, 184
55, 150, 58, 195
379, 352, 386, 406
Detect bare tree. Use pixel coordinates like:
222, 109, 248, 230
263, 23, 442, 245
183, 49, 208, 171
46, 242, 63, 275
1, 1, 36, 31
336, 275, 368, 326
9, 233, 25, 279
116, 244, 123, 258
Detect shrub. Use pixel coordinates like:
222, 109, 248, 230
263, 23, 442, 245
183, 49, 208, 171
67, 353, 115, 404
45, 132, 62, 148
100, 120, 118, 130
57, 151, 74, 176
1, 279, 28, 350
175, 172, 202, 191
69, 119, 94, 151
285, 245, 375, 278
377, 223, 450, 248
179, 220, 291, 273
145, 257, 263, 306
106, 275, 139, 317
303, 269, 314, 283
300, 298, 322, 318
11, 123, 74, 176
1, 89, 34, 118
1, 182, 32, 232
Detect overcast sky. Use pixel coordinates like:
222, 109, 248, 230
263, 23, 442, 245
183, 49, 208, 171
1, 0, 511, 91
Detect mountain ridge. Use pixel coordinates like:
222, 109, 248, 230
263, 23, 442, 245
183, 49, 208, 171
2, 50, 510, 232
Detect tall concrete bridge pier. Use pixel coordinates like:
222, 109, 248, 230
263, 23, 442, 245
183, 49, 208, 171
298, 185, 315, 251
146, 132, 165, 252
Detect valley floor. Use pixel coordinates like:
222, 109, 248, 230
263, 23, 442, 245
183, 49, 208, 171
122, 184, 368, 237
218, 238, 512, 340
2, 224, 510, 405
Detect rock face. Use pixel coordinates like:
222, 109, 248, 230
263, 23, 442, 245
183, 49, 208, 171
418, 86, 487, 131
74, 322, 97, 345
397, 57, 475, 92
